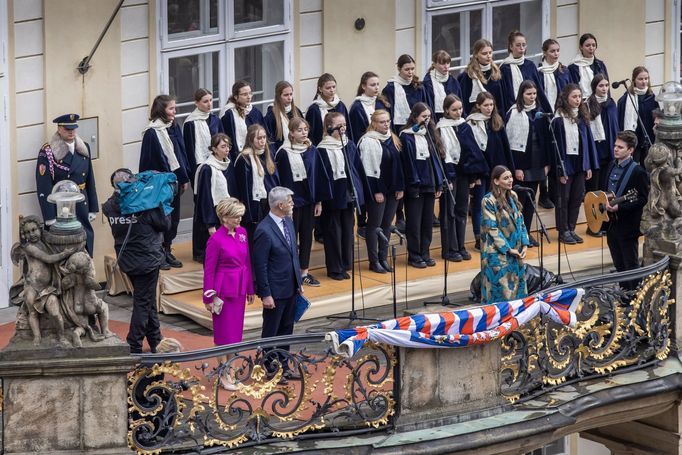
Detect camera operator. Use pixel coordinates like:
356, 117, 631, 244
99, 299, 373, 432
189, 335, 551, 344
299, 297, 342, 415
102, 168, 171, 354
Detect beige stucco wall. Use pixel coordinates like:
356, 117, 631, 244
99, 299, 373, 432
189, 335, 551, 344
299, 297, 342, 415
322, 0, 397, 103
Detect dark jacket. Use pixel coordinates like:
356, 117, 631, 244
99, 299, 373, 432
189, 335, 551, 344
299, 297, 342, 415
423, 72, 463, 120
102, 195, 170, 275
348, 98, 387, 142
602, 160, 649, 238
305, 101, 351, 145
182, 114, 224, 180
253, 214, 302, 299
139, 123, 191, 186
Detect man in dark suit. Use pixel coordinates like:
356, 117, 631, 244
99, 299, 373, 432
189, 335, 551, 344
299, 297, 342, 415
604, 131, 650, 290
253, 186, 303, 379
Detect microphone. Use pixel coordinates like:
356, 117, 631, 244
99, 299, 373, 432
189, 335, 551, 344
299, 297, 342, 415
376, 227, 389, 243
512, 185, 535, 196
533, 112, 553, 120
411, 118, 429, 132
326, 125, 343, 135
611, 79, 629, 89
389, 225, 405, 242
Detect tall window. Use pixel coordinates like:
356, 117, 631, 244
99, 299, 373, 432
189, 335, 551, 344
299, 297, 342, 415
677, 0, 682, 81
425, 0, 548, 75
159, 0, 292, 120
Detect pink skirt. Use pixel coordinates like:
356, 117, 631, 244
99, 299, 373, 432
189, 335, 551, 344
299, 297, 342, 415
212, 296, 246, 345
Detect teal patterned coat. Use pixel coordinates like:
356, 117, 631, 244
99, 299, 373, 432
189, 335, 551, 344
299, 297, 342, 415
480, 191, 530, 304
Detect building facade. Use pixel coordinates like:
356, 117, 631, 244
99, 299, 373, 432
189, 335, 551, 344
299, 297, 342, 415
0, 0, 679, 303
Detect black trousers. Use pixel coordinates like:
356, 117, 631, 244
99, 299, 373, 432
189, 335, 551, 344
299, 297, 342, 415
365, 193, 400, 263
293, 204, 315, 270
163, 190, 182, 249
607, 229, 641, 291
514, 180, 541, 233
321, 203, 355, 274
440, 177, 470, 257
404, 192, 435, 262
191, 217, 210, 261
555, 173, 585, 233
127, 268, 162, 353
585, 158, 611, 193
470, 177, 488, 237
261, 294, 297, 372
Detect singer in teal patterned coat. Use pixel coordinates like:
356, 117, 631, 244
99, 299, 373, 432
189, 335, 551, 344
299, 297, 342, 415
480, 166, 530, 304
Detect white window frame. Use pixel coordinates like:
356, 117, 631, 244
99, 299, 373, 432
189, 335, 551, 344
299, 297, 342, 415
227, 0, 292, 40
0, 0, 10, 306
423, 0, 550, 74
674, 0, 681, 82
160, 0, 226, 50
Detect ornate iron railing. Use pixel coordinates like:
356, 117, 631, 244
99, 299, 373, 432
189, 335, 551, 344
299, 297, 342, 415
501, 257, 673, 402
127, 334, 397, 454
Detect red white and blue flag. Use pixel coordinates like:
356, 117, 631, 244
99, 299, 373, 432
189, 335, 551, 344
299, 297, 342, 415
326, 288, 584, 358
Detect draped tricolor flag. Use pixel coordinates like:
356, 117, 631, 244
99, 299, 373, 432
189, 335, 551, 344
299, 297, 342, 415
326, 288, 584, 358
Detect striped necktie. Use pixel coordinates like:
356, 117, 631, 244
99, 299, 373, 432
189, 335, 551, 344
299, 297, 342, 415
282, 219, 292, 247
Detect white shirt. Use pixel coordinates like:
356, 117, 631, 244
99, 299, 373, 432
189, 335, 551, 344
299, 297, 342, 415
269, 211, 287, 239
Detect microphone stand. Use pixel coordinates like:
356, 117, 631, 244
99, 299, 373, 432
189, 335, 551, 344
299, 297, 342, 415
327, 131, 377, 325
422, 122, 458, 307
522, 187, 551, 289
378, 228, 399, 319
548, 118, 566, 285
621, 80, 653, 159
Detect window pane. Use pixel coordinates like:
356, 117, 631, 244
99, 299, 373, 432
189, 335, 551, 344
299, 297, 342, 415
431, 9, 482, 73
235, 41, 285, 114
492, 0, 543, 64
168, 51, 220, 120
167, 0, 219, 41
234, 0, 285, 31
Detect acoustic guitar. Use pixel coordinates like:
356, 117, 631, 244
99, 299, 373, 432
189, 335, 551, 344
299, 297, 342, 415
583, 189, 638, 233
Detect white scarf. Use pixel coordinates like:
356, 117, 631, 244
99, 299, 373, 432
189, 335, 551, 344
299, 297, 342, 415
314, 95, 341, 123
506, 103, 535, 152
195, 154, 230, 204
144, 119, 180, 171
572, 54, 595, 97
390, 75, 412, 125
470, 63, 491, 103
245, 148, 267, 201
539, 60, 560, 109
358, 130, 391, 179
400, 127, 429, 160
277, 104, 293, 141
354, 94, 376, 122
502, 54, 525, 98
185, 108, 212, 165
278, 139, 309, 182
623, 87, 648, 132
429, 69, 449, 113
466, 112, 490, 151
318, 135, 347, 180
589, 98, 607, 142
225, 102, 251, 151
436, 118, 465, 164
559, 109, 580, 156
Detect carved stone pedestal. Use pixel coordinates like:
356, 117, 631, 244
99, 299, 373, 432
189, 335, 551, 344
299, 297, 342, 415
0, 338, 135, 454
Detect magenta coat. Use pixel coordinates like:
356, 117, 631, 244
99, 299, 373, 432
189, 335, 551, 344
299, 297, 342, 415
203, 225, 254, 345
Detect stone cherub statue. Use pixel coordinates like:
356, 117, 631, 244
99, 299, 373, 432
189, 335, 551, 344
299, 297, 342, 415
9, 215, 115, 348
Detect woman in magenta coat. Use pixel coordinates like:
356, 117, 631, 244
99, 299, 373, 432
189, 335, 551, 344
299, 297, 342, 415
203, 197, 254, 348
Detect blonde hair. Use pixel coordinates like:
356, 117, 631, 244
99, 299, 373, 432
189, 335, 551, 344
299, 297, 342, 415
273, 80, 301, 141
367, 109, 401, 151
466, 39, 501, 82
215, 197, 246, 220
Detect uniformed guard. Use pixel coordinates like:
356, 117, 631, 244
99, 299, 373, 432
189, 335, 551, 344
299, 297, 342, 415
36, 114, 98, 256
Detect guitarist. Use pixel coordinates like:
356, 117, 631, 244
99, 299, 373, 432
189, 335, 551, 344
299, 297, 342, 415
604, 131, 650, 290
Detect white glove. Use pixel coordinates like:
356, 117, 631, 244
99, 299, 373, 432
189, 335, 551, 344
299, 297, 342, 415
45, 219, 56, 226
88, 212, 97, 222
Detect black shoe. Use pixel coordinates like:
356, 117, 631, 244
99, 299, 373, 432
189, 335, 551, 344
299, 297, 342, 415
328, 272, 345, 281
586, 228, 603, 237
302, 273, 321, 287
528, 234, 539, 248
432, 216, 440, 227
424, 258, 436, 267
474, 238, 481, 251
343, 272, 351, 279
448, 252, 463, 262
395, 219, 406, 234
369, 262, 386, 273
165, 250, 183, 268
459, 249, 472, 261
160, 261, 171, 271
560, 231, 577, 244
193, 255, 204, 263
408, 260, 427, 269
379, 259, 393, 272
538, 197, 555, 209
570, 231, 584, 244
357, 226, 366, 239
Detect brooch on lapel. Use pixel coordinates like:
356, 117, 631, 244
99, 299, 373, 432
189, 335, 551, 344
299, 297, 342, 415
239, 233, 247, 243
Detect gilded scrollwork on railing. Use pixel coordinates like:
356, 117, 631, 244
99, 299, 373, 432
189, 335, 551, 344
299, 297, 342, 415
127, 341, 396, 454
501, 269, 673, 402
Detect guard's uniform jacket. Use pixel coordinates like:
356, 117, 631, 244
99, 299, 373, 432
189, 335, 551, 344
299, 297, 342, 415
36, 134, 98, 255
